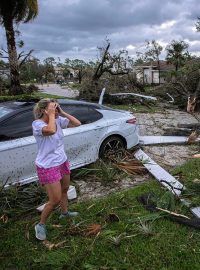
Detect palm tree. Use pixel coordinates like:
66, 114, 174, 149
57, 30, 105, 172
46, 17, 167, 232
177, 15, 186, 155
0, 0, 38, 95
165, 40, 190, 71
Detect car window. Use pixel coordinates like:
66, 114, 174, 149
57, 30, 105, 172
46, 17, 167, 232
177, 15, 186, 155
0, 106, 13, 119
61, 105, 102, 124
0, 110, 34, 141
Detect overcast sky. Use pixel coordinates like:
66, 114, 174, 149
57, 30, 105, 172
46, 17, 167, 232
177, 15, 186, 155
1, 0, 200, 62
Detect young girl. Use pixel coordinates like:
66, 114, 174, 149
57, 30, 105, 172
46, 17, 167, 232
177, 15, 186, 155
32, 98, 81, 240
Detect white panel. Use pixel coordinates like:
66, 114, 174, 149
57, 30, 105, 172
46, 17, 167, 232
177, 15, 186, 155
139, 136, 200, 145
134, 149, 184, 196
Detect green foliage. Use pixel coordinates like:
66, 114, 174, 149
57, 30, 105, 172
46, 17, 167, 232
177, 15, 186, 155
165, 40, 191, 71
0, 92, 69, 102
73, 160, 121, 185
157, 191, 176, 211
1, 180, 200, 270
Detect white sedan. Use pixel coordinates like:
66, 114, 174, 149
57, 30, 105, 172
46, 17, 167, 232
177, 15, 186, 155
0, 99, 139, 186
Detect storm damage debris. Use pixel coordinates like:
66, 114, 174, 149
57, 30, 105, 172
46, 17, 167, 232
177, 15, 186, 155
138, 192, 200, 230
98, 87, 157, 105
134, 149, 200, 219
109, 93, 157, 101
115, 159, 147, 175
139, 135, 200, 145
134, 149, 184, 196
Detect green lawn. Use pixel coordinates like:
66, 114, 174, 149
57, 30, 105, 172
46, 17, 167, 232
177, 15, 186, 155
1, 94, 200, 269
1, 157, 200, 270
0, 92, 73, 102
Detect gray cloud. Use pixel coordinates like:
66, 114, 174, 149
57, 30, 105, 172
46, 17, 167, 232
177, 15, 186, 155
0, 0, 200, 61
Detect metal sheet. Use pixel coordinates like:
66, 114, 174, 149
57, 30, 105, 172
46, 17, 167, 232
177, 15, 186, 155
110, 93, 157, 101
139, 135, 200, 145
134, 149, 184, 196
190, 207, 200, 218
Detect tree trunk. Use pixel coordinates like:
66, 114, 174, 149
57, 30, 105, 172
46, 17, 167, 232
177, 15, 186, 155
4, 16, 22, 95
78, 70, 82, 84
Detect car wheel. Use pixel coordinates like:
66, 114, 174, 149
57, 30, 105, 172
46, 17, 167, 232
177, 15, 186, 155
99, 136, 125, 159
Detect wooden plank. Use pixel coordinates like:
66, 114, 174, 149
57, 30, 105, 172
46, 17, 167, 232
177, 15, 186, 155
134, 149, 184, 196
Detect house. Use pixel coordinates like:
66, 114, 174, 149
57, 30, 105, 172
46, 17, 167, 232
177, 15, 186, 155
133, 61, 175, 85
54, 66, 78, 81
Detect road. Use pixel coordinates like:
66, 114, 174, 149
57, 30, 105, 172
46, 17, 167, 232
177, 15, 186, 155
38, 83, 79, 98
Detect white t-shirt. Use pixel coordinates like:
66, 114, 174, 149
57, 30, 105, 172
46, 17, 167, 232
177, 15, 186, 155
32, 116, 69, 168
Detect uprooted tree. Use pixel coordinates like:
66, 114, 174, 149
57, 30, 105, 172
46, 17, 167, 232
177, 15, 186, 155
154, 59, 200, 113
79, 40, 144, 101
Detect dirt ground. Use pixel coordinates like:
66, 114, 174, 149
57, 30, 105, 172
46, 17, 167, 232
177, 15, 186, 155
75, 108, 200, 201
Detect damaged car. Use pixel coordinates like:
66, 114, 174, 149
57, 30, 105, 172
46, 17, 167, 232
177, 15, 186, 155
0, 99, 139, 186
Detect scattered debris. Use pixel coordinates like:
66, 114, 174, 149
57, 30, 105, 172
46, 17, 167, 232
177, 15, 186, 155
166, 93, 174, 103
137, 220, 154, 236
192, 154, 200, 158
42, 240, 67, 250
98, 87, 106, 105
108, 232, 138, 246
25, 224, 30, 240
110, 92, 157, 101
139, 135, 200, 146
115, 160, 147, 175
84, 224, 102, 236
187, 131, 198, 144
0, 214, 8, 223
178, 123, 200, 129
138, 192, 200, 230
163, 127, 193, 136
105, 213, 120, 223
134, 149, 184, 196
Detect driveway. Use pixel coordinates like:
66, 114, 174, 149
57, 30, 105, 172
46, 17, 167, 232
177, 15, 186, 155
76, 109, 200, 201
135, 109, 199, 167
37, 83, 79, 98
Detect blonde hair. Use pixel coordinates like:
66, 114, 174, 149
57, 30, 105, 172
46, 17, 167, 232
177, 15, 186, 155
33, 98, 57, 119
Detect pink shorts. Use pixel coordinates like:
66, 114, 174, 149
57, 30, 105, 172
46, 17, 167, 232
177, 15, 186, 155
36, 160, 71, 185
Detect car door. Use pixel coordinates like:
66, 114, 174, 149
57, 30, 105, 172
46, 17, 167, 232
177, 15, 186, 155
60, 105, 108, 168
0, 110, 38, 185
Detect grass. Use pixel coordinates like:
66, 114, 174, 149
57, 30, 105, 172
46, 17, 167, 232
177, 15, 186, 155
1, 169, 200, 269
0, 92, 74, 102
1, 94, 200, 269
61, 82, 81, 90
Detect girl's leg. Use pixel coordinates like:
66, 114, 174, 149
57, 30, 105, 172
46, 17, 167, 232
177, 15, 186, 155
40, 181, 62, 224
60, 174, 70, 213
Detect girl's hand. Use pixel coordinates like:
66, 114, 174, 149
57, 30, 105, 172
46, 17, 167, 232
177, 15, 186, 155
45, 102, 57, 116
57, 104, 64, 114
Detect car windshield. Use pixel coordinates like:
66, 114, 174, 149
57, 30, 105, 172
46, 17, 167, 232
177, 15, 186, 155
0, 106, 13, 119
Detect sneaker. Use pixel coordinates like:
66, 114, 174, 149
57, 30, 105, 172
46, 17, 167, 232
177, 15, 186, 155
35, 223, 46, 240
59, 211, 79, 219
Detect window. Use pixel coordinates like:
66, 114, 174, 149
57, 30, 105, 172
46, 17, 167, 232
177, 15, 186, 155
61, 105, 102, 124
0, 106, 13, 119
0, 110, 34, 141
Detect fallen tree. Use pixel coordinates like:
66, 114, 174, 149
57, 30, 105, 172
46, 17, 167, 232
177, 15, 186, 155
153, 59, 200, 112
